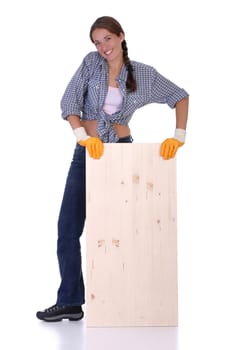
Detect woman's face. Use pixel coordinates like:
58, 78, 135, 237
92, 28, 124, 63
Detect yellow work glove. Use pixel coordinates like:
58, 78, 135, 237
160, 128, 186, 160
79, 137, 104, 159
160, 138, 183, 160
73, 127, 104, 159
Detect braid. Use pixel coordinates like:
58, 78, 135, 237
122, 40, 137, 92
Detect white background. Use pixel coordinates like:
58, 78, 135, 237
0, 0, 233, 349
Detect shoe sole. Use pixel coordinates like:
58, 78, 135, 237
38, 312, 84, 322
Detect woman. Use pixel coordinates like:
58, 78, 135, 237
36, 16, 189, 322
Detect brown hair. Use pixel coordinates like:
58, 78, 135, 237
90, 16, 137, 92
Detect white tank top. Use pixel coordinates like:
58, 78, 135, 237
103, 86, 123, 115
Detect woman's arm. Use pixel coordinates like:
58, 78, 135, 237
67, 115, 82, 129
160, 96, 189, 160
175, 97, 189, 130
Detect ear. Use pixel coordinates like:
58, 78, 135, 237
120, 32, 125, 42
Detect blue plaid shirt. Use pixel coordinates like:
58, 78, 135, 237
61, 51, 189, 142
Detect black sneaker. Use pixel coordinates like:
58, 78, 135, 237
36, 304, 84, 322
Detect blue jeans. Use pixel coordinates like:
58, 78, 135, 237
56, 135, 133, 305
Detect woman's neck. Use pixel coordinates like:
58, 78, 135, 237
108, 55, 123, 73
108, 59, 123, 87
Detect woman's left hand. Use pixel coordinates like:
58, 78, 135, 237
160, 138, 184, 160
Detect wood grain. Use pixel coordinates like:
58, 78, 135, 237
86, 144, 178, 327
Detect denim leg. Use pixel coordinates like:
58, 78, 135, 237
56, 144, 86, 306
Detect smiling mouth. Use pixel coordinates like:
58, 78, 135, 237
105, 50, 113, 55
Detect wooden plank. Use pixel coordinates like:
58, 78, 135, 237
86, 144, 178, 327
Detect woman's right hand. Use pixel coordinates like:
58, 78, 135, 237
79, 137, 104, 159
72, 126, 104, 159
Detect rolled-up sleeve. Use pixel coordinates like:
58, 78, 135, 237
150, 68, 189, 108
60, 58, 89, 119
